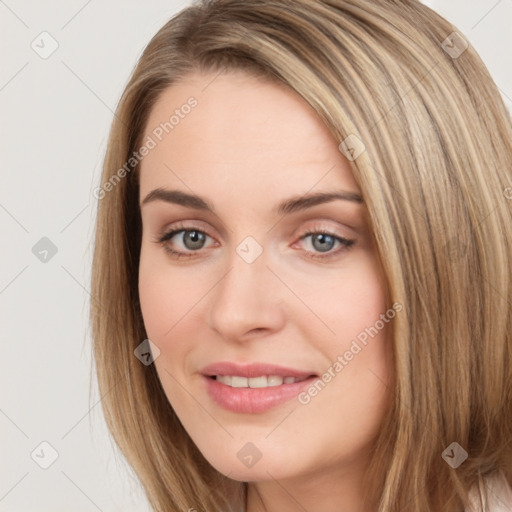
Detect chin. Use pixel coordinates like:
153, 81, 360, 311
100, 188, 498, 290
198, 441, 306, 483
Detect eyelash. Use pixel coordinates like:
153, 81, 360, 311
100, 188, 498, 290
151, 222, 355, 261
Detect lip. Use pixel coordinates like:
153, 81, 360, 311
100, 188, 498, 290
200, 361, 318, 414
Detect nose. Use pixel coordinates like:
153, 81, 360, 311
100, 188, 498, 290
206, 250, 286, 343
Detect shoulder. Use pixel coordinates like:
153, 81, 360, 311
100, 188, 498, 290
465, 472, 512, 512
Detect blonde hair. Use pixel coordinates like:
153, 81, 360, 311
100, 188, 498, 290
90, 1, 512, 511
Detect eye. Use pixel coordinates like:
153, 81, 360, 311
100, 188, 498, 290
152, 225, 216, 260
307, 232, 336, 252
297, 230, 355, 260
152, 224, 356, 261
176, 230, 207, 250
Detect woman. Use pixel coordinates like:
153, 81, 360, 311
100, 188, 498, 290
90, 1, 512, 511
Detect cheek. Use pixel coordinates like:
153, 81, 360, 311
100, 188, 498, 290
294, 253, 392, 415
138, 255, 195, 404
138, 248, 205, 341
293, 254, 387, 342
138, 259, 171, 340
298, 323, 392, 462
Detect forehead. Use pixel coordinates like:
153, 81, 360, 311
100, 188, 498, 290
139, 70, 359, 205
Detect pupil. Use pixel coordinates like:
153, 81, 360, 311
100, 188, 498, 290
313, 234, 334, 252
184, 231, 205, 250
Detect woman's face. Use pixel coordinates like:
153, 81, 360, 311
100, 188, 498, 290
138, 69, 393, 484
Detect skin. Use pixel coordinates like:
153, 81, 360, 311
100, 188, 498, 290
138, 69, 393, 512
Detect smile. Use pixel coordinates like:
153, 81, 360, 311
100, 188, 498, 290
203, 374, 318, 414
213, 375, 310, 387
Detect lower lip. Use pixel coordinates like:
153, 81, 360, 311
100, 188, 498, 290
202, 375, 317, 414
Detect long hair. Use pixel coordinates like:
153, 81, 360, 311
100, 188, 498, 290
90, 1, 512, 511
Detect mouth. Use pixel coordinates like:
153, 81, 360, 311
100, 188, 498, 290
200, 361, 317, 380
200, 362, 319, 413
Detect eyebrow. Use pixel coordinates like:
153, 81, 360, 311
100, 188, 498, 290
141, 188, 363, 215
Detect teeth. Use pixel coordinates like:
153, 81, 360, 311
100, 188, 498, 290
247, 376, 267, 388
267, 376, 283, 386
215, 375, 309, 388
231, 376, 248, 387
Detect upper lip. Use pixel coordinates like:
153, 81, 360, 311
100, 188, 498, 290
200, 361, 317, 379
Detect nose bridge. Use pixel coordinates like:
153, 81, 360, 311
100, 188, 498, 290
207, 241, 285, 340
219, 233, 269, 299
223, 253, 265, 299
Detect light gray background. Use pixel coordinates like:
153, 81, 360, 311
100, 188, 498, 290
1, 1, 510, 510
